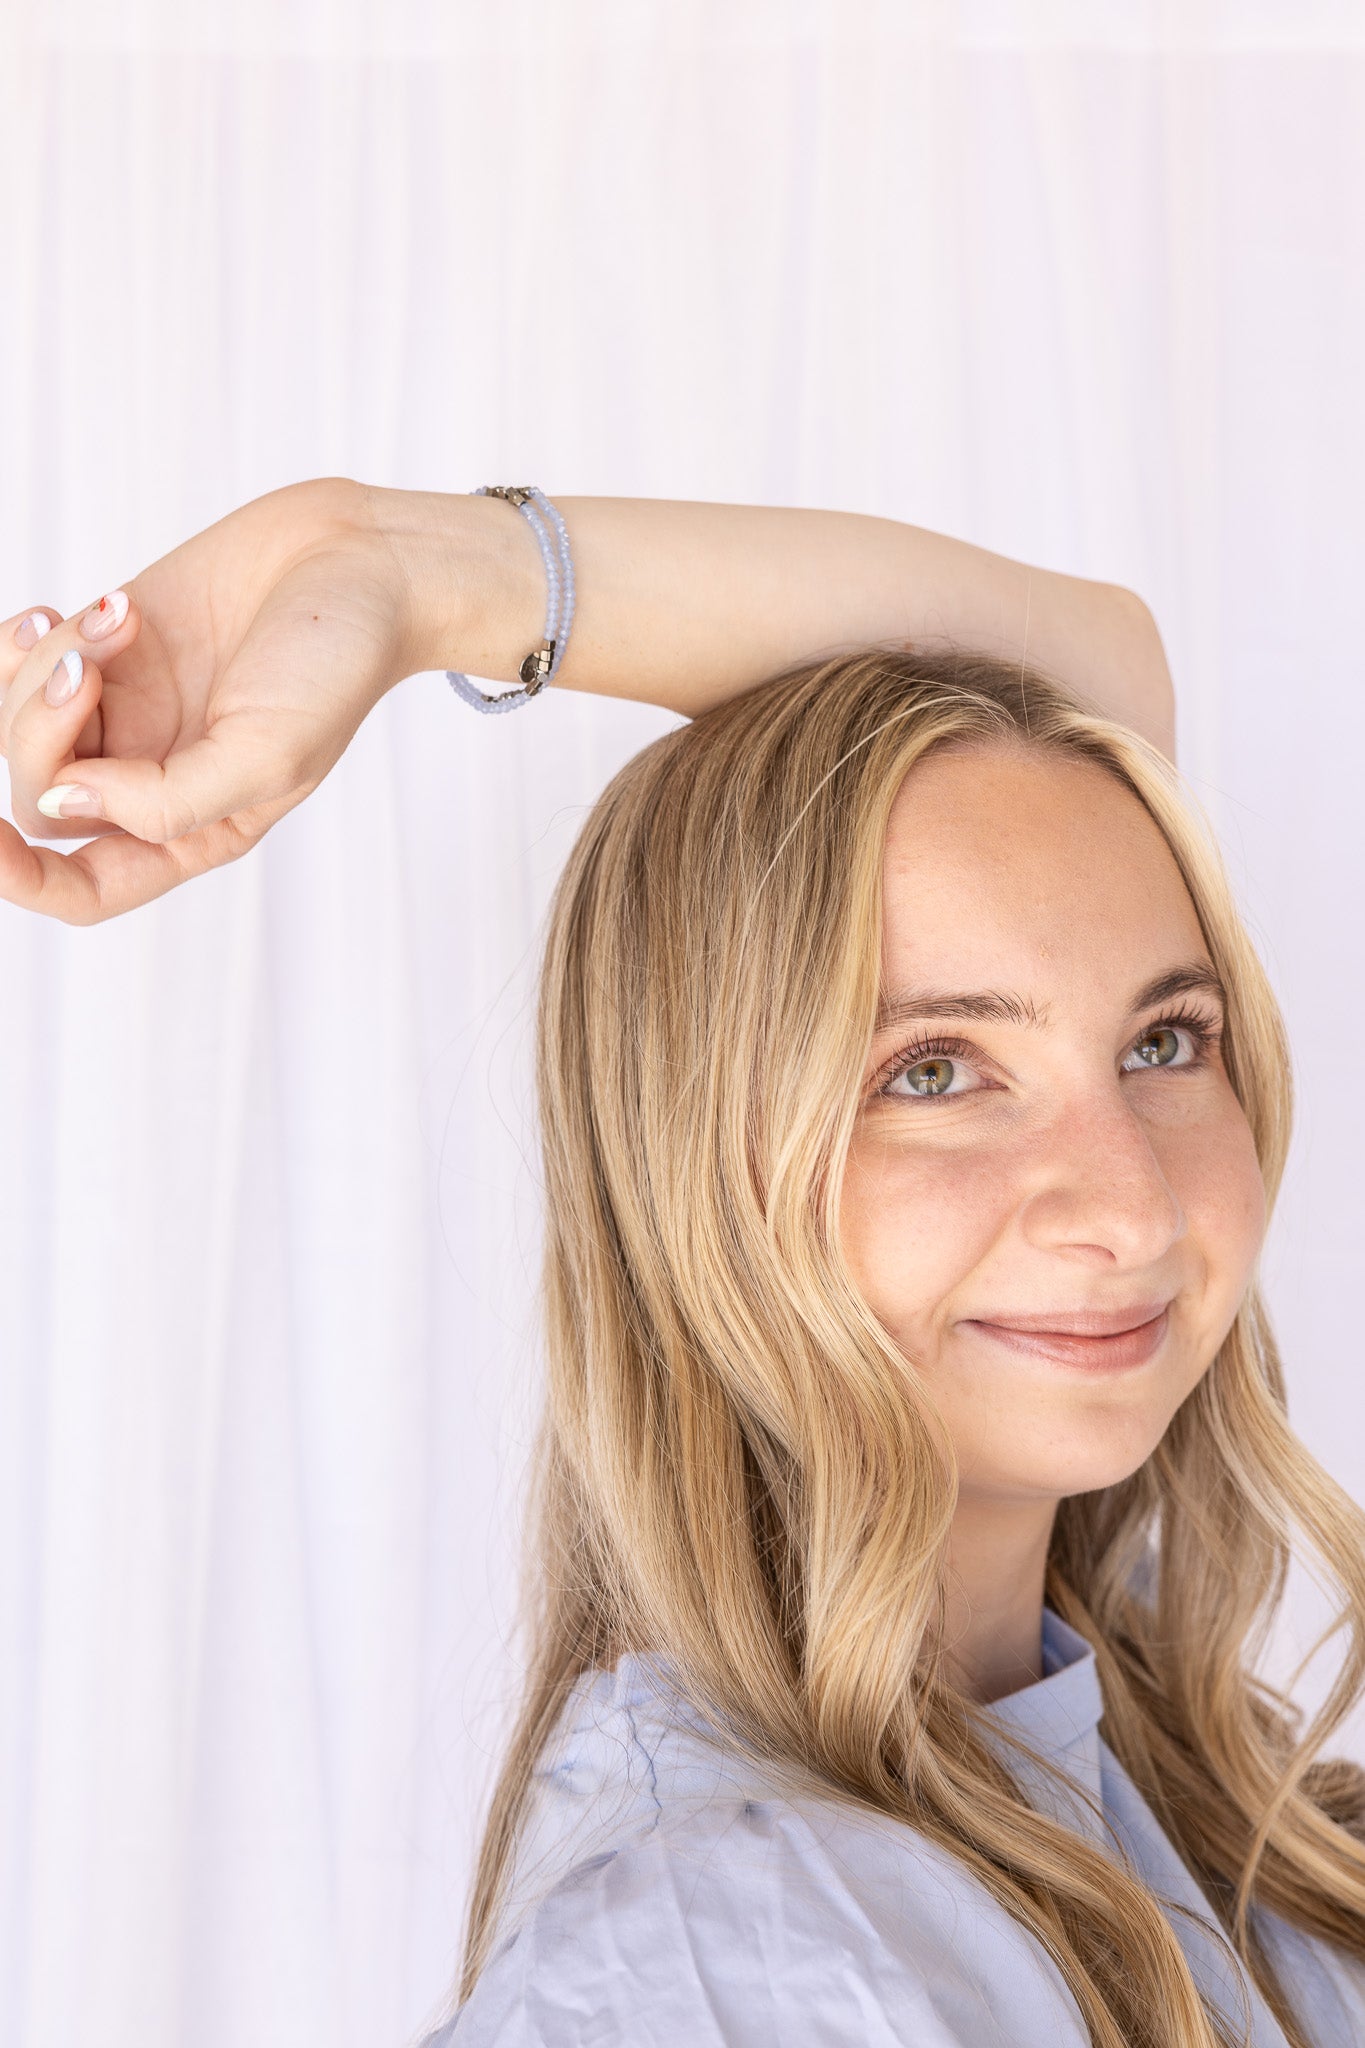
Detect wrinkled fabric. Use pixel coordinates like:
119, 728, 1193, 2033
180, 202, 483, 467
426, 1610, 1365, 2046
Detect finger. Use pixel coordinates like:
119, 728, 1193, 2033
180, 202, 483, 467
32, 704, 316, 845
0, 770, 302, 921
0, 585, 139, 752
0, 700, 300, 921
7, 646, 125, 840
2, 582, 135, 803
0, 606, 60, 711
0, 806, 203, 925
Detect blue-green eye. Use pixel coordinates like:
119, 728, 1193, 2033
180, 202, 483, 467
883, 1040, 979, 1101
1126, 1024, 1183, 1069
877, 1005, 1222, 1106
900, 1064, 957, 1097
1119, 1004, 1222, 1075
905, 1056, 956, 1095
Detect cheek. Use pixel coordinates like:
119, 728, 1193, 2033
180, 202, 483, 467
1165, 1101, 1267, 1301
838, 1133, 1006, 1334
838, 1093, 1268, 1340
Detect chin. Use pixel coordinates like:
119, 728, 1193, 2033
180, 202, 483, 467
1024, 1440, 1167, 1500
972, 1423, 1174, 1504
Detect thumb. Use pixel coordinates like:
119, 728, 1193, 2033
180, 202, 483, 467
36, 706, 315, 844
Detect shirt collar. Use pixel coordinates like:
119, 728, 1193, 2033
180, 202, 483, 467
977, 1606, 1107, 1843
982, 1605, 1103, 1743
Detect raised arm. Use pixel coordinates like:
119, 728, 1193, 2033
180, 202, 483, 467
377, 487, 1176, 763
0, 475, 1175, 925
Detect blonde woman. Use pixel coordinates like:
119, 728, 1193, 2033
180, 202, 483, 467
4, 481, 1364, 2046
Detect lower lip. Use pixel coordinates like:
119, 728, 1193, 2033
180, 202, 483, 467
962, 1306, 1171, 1372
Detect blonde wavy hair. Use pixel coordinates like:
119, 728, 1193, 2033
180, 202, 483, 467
451, 648, 1365, 2048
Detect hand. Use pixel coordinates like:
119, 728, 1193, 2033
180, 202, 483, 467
0, 476, 416, 924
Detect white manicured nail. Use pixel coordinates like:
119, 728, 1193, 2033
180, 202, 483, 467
15, 611, 52, 650
44, 650, 84, 706
37, 784, 104, 819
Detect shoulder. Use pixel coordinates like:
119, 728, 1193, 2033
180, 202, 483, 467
1254, 1904, 1365, 2041
445, 1771, 1091, 2048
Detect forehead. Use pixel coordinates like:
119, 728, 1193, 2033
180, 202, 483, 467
880, 741, 1206, 993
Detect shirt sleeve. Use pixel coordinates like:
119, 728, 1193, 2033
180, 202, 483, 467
443, 1811, 1044, 2048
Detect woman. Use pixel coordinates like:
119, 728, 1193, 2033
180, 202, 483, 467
3, 483, 1364, 2044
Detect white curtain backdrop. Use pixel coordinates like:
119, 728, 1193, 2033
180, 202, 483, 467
2, 2, 1364, 2043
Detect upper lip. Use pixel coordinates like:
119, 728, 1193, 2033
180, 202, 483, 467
965, 1299, 1173, 1338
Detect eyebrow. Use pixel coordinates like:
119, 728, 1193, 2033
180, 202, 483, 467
872, 962, 1228, 1038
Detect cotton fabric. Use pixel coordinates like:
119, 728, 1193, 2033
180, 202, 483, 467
430, 1609, 1365, 2046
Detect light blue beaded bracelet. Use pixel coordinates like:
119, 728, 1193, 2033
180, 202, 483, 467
446, 485, 576, 713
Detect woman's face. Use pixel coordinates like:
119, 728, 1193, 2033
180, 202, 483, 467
838, 740, 1267, 1509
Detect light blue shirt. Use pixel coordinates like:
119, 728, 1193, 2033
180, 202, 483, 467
430, 1608, 1365, 2045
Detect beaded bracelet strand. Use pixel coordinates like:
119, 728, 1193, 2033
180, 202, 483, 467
446, 485, 576, 713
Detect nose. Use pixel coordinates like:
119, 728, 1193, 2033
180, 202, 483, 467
1016, 1092, 1187, 1269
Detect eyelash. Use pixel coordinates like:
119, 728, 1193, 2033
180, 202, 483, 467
875, 1002, 1224, 1105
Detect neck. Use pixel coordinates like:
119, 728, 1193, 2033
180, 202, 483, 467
940, 1494, 1058, 1705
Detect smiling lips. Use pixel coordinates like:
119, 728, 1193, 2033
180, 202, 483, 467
962, 1301, 1174, 1371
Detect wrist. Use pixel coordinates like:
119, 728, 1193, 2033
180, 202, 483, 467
358, 481, 546, 689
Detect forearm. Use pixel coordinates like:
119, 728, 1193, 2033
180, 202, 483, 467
370, 484, 1176, 762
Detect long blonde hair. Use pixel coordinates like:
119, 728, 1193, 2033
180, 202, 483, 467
451, 649, 1365, 2047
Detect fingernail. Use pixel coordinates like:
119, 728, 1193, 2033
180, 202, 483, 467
79, 589, 129, 641
36, 784, 104, 819
14, 611, 52, 651
44, 650, 84, 706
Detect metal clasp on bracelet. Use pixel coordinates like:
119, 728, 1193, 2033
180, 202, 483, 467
518, 639, 556, 691
448, 483, 574, 709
